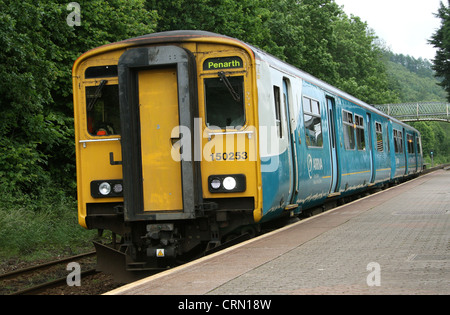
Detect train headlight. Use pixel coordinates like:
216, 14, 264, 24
208, 174, 246, 193
91, 180, 124, 198
223, 177, 237, 191
99, 182, 111, 195
113, 183, 123, 194
210, 178, 221, 190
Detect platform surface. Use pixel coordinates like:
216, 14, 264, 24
106, 170, 450, 295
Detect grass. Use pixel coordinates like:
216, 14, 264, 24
0, 185, 97, 262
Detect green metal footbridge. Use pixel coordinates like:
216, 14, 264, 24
374, 102, 449, 122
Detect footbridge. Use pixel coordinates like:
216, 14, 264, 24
374, 102, 449, 122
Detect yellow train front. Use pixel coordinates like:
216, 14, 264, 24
73, 31, 262, 280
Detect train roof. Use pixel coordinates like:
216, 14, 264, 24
246, 44, 418, 133
75, 30, 419, 133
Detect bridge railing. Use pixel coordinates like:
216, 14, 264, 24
374, 102, 449, 122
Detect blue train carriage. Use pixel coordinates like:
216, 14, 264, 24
388, 120, 423, 181
72, 30, 423, 279
253, 45, 423, 221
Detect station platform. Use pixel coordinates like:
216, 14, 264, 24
106, 169, 450, 295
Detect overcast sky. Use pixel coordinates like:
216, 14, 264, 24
334, 0, 443, 60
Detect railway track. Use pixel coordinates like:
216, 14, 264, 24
0, 251, 97, 295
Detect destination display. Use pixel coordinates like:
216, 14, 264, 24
203, 56, 243, 71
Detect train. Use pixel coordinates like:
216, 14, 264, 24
72, 30, 423, 281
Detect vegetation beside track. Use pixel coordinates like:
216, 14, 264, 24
0, 185, 96, 262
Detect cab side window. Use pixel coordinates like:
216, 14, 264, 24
86, 83, 121, 136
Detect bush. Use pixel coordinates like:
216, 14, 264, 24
0, 184, 96, 261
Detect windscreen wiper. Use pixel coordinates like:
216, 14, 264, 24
218, 71, 241, 102
87, 80, 108, 111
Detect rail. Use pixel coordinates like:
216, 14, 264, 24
0, 251, 96, 295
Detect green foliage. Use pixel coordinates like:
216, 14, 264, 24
410, 121, 450, 165
385, 57, 448, 103
0, 0, 156, 196
0, 184, 96, 260
332, 15, 399, 104
430, 0, 450, 101
146, 0, 279, 55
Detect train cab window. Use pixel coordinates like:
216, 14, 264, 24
85, 65, 118, 79
393, 129, 403, 153
343, 110, 355, 150
375, 122, 384, 152
302, 96, 323, 147
205, 75, 245, 129
355, 114, 365, 151
86, 83, 121, 136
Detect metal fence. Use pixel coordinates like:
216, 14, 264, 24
374, 102, 450, 122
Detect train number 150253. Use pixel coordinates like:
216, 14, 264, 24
210, 152, 248, 161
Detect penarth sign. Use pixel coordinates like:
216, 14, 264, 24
203, 56, 243, 71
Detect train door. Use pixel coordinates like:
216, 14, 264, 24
118, 46, 198, 221
366, 113, 376, 183
416, 134, 422, 171
282, 78, 297, 204
414, 134, 419, 172
403, 127, 408, 175
138, 68, 182, 211
326, 97, 339, 194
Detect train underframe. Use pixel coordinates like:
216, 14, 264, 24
89, 203, 258, 283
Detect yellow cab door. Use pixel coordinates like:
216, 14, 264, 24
138, 67, 183, 211
118, 46, 197, 221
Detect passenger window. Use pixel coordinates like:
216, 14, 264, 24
273, 86, 282, 138
343, 110, 355, 150
407, 134, 415, 153
303, 96, 323, 147
355, 114, 365, 151
375, 122, 383, 152
394, 129, 403, 153
86, 83, 121, 136
204, 75, 245, 129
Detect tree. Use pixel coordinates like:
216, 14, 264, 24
0, 0, 157, 194
430, 0, 450, 101
384, 52, 447, 102
332, 14, 399, 104
146, 0, 279, 55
